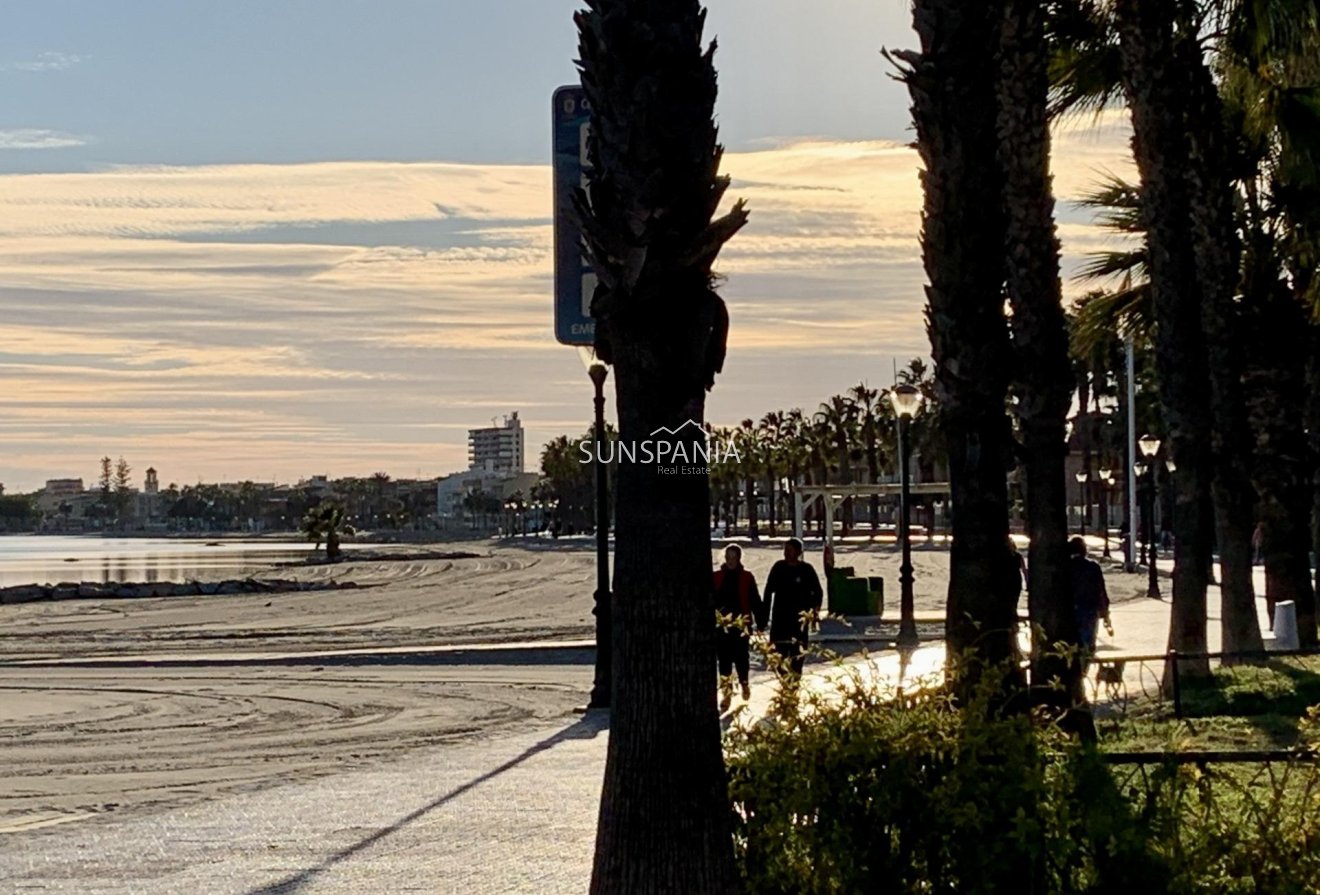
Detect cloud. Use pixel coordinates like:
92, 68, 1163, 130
0, 120, 1134, 490
2, 51, 83, 73
0, 129, 87, 150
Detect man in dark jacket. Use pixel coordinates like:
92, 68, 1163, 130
1070, 536, 1112, 655
763, 537, 823, 687
713, 544, 762, 710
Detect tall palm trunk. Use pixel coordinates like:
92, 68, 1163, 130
1311, 326, 1320, 607
1246, 277, 1317, 645
575, 1, 747, 891
896, 0, 1019, 685
1114, 0, 1213, 679
996, 0, 1079, 704
1180, 26, 1263, 656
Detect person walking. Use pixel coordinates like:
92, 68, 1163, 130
713, 544, 762, 711
763, 538, 823, 691
1069, 536, 1112, 657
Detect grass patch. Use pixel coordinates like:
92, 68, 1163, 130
1098, 655, 1320, 752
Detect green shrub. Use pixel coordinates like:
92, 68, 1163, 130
726, 656, 1320, 894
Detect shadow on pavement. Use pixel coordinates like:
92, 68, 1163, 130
243, 711, 610, 895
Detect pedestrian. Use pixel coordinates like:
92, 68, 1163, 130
1252, 521, 1264, 565
712, 544, 763, 711
763, 537, 823, 690
1069, 536, 1112, 657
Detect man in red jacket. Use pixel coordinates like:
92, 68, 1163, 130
713, 544, 763, 711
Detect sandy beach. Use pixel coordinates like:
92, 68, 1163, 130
0, 537, 1148, 833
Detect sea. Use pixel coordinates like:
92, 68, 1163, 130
0, 534, 335, 589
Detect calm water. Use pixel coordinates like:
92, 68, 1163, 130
0, 535, 334, 588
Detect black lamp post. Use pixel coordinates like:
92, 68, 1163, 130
890, 383, 924, 649
1074, 469, 1089, 537
1098, 468, 1113, 558
1138, 434, 1162, 599
581, 348, 612, 710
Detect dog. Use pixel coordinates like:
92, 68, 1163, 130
1094, 659, 1127, 700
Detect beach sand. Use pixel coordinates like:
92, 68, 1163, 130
0, 537, 1148, 831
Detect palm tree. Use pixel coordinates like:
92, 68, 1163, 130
780, 408, 810, 534
1108, 0, 1219, 679
997, 0, 1081, 708
815, 394, 858, 536
300, 501, 345, 561
1223, 7, 1320, 644
759, 410, 785, 537
737, 418, 763, 541
891, 1, 1020, 686
573, 0, 747, 889
849, 382, 885, 532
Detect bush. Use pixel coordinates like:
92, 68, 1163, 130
725, 656, 1320, 894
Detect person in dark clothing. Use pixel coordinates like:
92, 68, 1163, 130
1069, 536, 1112, 655
713, 544, 763, 710
763, 538, 823, 688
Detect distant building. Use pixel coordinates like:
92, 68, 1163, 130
43, 478, 84, 498
144, 468, 159, 495
468, 412, 524, 475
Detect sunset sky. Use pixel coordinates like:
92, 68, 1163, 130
0, 0, 1133, 493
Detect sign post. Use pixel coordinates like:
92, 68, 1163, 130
553, 86, 596, 346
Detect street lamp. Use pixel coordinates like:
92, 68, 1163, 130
578, 346, 612, 709
1074, 470, 1090, 537
889, 383, 924, 649
1138, 435, 1162, 599
1098, 469, 1114, 558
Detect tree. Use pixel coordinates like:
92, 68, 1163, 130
892, 1, 1021, 690
113, 457, 133, 527
300, 501, 345, 561
573, 0, 747, 889
815, 394, 858, 535
848, 383, 886, 532
737, 419, 762, 541
996, 0, 1079, 708
98, 456, 112, 522
759, 410, 786, 536
1113, 0, 1216, 679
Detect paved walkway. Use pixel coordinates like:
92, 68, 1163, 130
1, 562, 1273, 893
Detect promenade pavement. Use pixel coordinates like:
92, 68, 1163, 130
1, 557, 1269, 894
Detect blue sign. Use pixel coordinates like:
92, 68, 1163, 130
553, 85, 597, 346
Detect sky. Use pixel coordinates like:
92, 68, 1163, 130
0, 0, 1134, 493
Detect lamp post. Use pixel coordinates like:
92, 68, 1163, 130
1074, 470, 1090, 537
579, 347, 612, 709
889, 383, 924, 649
1138, 434, 1162, 599
1098, 469, 1114, 558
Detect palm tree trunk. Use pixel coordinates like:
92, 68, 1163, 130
1311, 326, 1320, 610
575, 2, 745, 890
1180, 26, 1263, 655
1115, 0, 1213, 679
1246, 280, 1317, 645
898, 0, 1019, 685
598, 365, 734, 892
996, 0, 1080, 706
